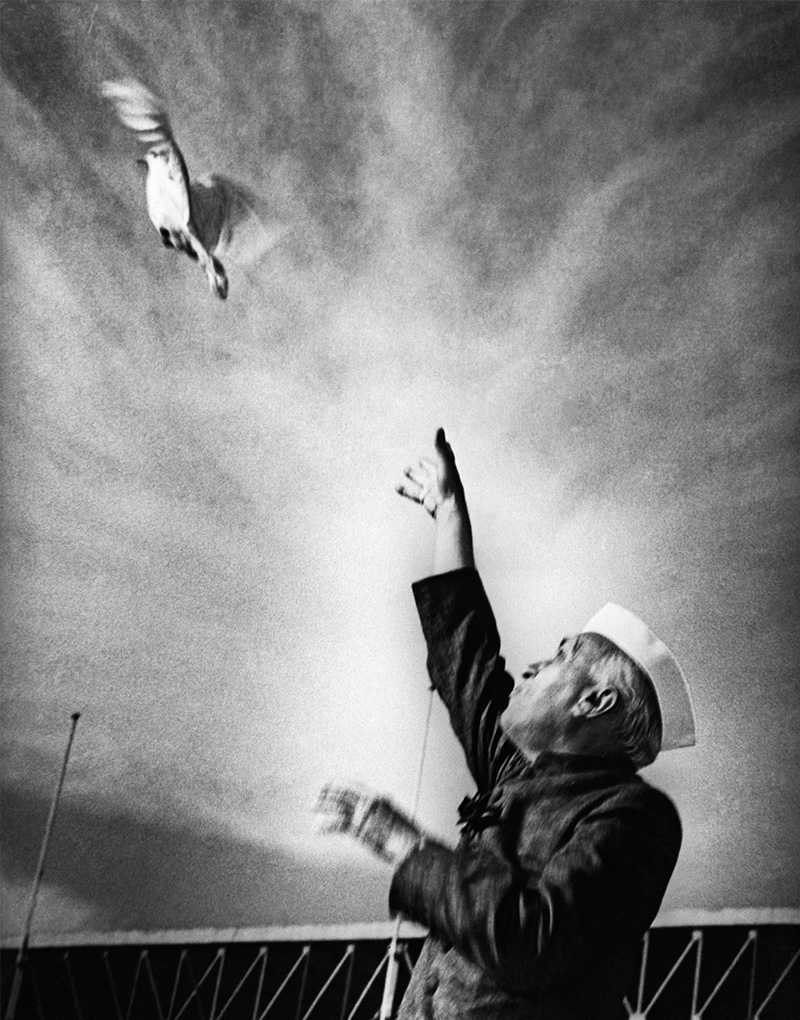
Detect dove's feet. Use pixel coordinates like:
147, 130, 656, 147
208, 256, 228, 300
159, 228, 174, 249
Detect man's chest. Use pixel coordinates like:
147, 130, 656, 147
459, 775, 623, 872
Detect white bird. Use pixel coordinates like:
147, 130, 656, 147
101, 78, 279, 299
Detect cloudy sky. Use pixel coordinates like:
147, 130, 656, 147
1, 0, 799, 938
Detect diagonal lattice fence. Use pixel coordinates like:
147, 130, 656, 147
2, 922, 798, 1019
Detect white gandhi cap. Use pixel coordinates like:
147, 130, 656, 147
582, 603, 697, 750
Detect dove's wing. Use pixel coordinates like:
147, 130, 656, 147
102, 78, 194, 232
190, 174, 286, 266
100, 78, 175, 145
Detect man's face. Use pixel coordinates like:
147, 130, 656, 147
499, 635, 591, 756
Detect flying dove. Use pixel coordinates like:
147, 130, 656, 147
101, 78, 280, 299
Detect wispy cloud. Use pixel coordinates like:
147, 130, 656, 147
1, 1, 798, 929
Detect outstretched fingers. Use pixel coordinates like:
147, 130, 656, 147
315, 784, 359, 834
396, 461, 432, 504
395, 431, 461, 518
394, 481, 420, 504
316, 783, 383, 840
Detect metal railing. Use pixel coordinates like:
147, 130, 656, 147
2, 919, 798, 1019
624, 926, 800, 1019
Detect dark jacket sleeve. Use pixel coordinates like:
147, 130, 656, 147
412, 568, 516, 790
389, 786, 682, 997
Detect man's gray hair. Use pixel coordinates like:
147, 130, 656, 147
581, 632, 663, 769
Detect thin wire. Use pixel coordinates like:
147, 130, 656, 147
410, 685, 436, 819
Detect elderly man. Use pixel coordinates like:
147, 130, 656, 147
318, 429, 696, 1019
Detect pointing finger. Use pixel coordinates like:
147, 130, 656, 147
434, 428, 454, 460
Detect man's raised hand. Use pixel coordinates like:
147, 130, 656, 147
396, 428, 474, 572
395, 428, 464, 519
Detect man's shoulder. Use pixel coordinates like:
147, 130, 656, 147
506, 758, 681, 826
605, 771, 683, 840
630, 770, 679, 807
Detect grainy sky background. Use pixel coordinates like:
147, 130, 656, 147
1, 0, 798, 938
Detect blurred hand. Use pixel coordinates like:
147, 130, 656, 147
395, 428, 465, 519
316, 784, 424, 865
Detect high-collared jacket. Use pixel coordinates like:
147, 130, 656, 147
389, 568, 682, 1020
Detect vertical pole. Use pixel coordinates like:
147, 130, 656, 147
5, 712, 81, 1020
379, 686, 435, 1020
379, 924, 402, 1020
746, 929, 758, 1020
635, 930, 649, 1015
690, 929, 703, 1018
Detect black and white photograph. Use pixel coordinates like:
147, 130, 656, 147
1, 2, 798, 1017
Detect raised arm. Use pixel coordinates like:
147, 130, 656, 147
395, 427, 474, 574
397, 430, 517, 788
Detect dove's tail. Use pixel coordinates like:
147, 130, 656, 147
182, 223, 228, 299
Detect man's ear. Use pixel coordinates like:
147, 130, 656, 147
573, 685, 619, 718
